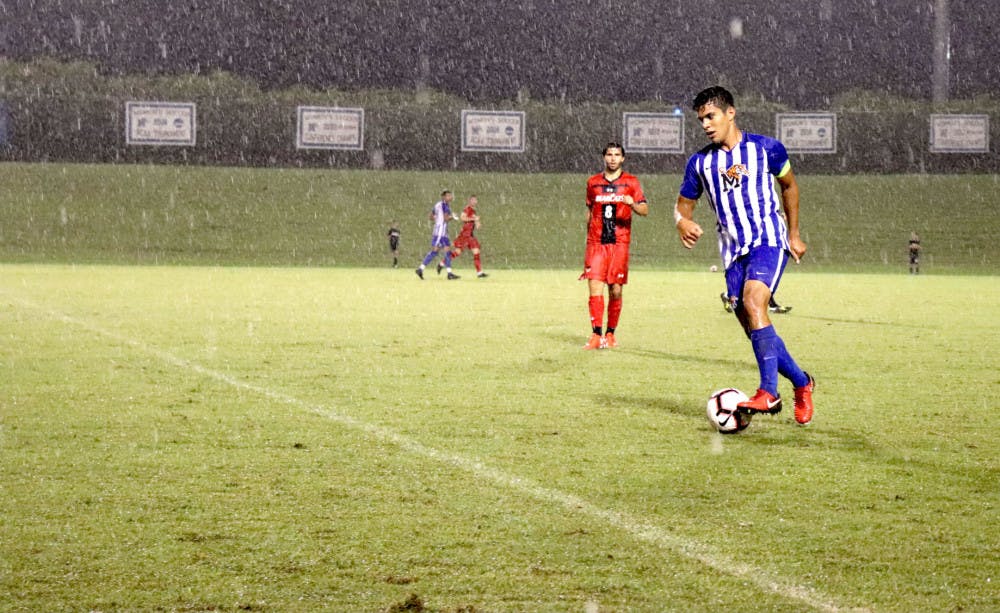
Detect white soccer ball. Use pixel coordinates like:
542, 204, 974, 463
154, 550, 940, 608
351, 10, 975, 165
709, 265, 718, 272
706, 388, 752, 434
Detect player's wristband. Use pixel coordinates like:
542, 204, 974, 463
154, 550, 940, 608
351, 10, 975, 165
673, 208, 684, 226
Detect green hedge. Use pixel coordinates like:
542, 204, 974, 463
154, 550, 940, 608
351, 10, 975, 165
1, 59, 998, 173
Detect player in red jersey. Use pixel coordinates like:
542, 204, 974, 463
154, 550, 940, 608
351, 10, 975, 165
582, 142, 649, 349
449, 195, 488, 278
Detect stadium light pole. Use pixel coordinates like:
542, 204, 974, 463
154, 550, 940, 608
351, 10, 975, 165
932, 0, 950, 102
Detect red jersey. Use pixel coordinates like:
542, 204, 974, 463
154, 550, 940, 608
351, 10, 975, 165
585, 171, 646, 245
457, 205, 477, 238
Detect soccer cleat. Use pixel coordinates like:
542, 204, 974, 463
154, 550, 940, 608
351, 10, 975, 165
603, 332, 618, 348
436, 262, 444, 275
582, 333, 605, 350
477, 272, 489, 278
793, 373, 816, 426
415, 267, 424, 280
737, 388, 782, 414
721, 292, 733, 313
447, 272, 460, 280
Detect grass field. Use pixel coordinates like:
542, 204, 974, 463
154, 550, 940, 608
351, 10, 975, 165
1, 163, 998, 274
2, 264, 998, 612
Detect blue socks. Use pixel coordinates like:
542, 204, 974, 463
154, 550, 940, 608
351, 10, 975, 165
749, 326, 780, 395
421, 250, 453, 268
774, 333, 810, 388
750, 325, 809, 395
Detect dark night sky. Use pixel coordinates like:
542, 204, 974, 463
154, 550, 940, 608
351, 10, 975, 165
1, 1, 997, 107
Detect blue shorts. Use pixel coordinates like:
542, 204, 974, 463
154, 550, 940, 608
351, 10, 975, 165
430, 236, 451, 249
724, 246, 788, 301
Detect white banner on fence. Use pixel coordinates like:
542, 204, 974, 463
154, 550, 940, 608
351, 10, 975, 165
461, 110, 525, 152
622, 113, 684, 153
929, 114, 989, 153
296, 106, 365, 150
125, 101, 196, 146
775, 113, 836, 154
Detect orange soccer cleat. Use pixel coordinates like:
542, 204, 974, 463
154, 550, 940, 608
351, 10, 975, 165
603, 332, 618, 348
583, 333, 605, 350
737, 388, 782, 415
794, 373, 816, 426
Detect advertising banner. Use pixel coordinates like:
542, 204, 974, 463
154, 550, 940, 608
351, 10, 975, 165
929, 114, 989, 153
775, 113, 836, 154
622, 113, 684, 154
461, 110, 525, 152
296, 106, 365, 150
125, 101, 196, 146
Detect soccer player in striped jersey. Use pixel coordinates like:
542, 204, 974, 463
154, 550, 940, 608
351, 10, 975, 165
674, 86, 815, 425
582, 142, 649, 350
415, 190, 460, 280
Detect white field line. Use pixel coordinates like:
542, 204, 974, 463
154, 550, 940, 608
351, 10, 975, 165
15, 298, 866, 613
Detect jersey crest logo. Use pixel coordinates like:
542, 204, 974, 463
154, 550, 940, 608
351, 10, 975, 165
720, 164, 749, 193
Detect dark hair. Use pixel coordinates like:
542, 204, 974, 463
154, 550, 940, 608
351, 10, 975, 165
441, 190, 452, 197
692, 86, 735, 111
602, 142, 625, 156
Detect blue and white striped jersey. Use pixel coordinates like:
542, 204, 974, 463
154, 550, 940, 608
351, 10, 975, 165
431, 200, 453, 240
679, 132, 792, 269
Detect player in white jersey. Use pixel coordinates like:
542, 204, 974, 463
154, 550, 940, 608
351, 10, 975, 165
416, 190, 460, 280
674, 86, 815, 426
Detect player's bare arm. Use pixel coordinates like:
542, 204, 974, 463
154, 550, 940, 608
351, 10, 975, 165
626, 195, 649, 217
777, 169, 806, 262
674, 195, 702, 249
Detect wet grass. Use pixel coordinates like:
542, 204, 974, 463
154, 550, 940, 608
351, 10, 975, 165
1, 265, 997, 611
0, 163, 997, 273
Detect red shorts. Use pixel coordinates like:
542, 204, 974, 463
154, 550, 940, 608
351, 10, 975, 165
453, 234, 480, 251
584, 242, 630, 285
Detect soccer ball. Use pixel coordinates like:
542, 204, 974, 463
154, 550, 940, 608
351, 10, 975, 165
706, 388, 752, 434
